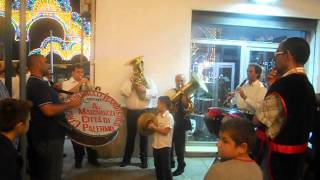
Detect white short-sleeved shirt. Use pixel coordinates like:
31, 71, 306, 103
152, 110, 174, 149
121, 77, 158, 110
62, 77, 79, 91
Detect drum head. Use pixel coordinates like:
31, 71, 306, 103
65, 91, 124, 147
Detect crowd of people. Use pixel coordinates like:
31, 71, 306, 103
0, 37, 319, 180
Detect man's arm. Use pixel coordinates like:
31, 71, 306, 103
40, 96, 82, 117
144, 79, 158, 100
120, 80, 132, 97
255, 93, 286, 139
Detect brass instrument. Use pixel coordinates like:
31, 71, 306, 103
126, 56, 149, 89
170, 74, 208, 115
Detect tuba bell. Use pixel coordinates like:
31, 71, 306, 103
126, 56, 149, 89
170, 74, 208, 115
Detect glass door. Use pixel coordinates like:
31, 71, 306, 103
187, 43, 239, 152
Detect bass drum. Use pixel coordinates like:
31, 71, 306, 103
65, 91, 124, 147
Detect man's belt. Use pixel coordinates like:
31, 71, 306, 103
256, 129, 307, 154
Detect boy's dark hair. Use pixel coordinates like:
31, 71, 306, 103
0, 99, 32, 132
280, 37, 310, 65
71, 64, 84, 72
158, 96, 172, 109
248, 63, 263, 79
220, 117, 256, 152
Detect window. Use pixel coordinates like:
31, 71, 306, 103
187, 11, 315, 153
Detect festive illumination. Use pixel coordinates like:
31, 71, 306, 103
0, 0, 91, 61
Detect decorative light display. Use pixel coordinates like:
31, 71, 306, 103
0, 0, 91, 61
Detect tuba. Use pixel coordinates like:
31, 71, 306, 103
126, 56, 149, 100
170, 74, 208, 116
126, 56, 149, 88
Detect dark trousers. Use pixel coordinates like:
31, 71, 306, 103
170, 127, 186, 168
153, 147, 172, 180
28, 138, 64, 180
122, 109, 148, 162
270, 152, 305, 180
71, 141, 97, 163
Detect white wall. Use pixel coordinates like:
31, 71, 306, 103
95, 0, 192, 102
95, 0, 320, 101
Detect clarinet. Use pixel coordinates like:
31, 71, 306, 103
222, 79, 247, 106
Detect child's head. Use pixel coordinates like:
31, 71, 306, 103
0, 99, 32, 136
217, 117, 256, 159
157, 96, 171, 112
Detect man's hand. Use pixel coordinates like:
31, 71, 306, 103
66, 95, 82, 109
53, 82, 62, 90
181, 95, 189, 108
267, 68, 279, 87
237, 88, 247, 100
226, 92, 235, 99
80, 78, 89, 84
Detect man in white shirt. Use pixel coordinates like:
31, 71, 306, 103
120, 60, 158, 169
62, 65, 99, 169
230, 64, 267, 120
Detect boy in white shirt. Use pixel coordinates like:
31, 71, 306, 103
148, 96, 174, 180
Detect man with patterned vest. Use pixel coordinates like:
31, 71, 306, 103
254, 37, 316, 180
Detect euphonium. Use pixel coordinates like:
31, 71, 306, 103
170, 74, 208, 116
126, 56, 149, 89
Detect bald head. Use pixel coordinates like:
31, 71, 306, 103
175, 74, 185, 89
27, 55, 49, 76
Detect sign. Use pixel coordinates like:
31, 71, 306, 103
65, 91, 124, 146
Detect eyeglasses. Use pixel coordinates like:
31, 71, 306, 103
274, 51, 286, 57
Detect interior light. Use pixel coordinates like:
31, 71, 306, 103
249, 0, 278, 4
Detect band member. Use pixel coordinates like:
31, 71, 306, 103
62, 65, 100, 168
166, 74, 191, 176
229, 64, 267, 120
254, 37, 316, 180
120, 59, 158, 169
26, 55, 81, 180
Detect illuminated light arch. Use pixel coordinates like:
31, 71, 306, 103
28, 48, 41, 56
0, 0, 91, 61
40, 36, 67, 50
26, 15, 67, 41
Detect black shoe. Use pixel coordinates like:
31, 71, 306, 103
88, 160, 101, 167
120, 161, 130, 167
173, 168, 184, 176
171, 161, 175, 169
141, 160, 148, 169
173, 163, 186, 176
75, 161, 82, 169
